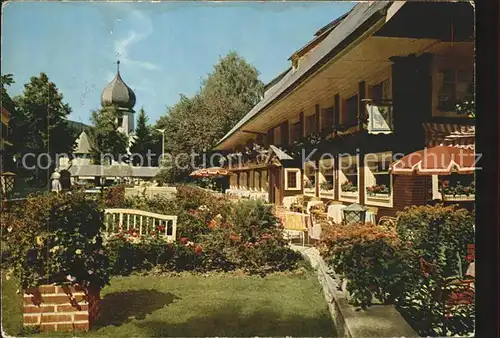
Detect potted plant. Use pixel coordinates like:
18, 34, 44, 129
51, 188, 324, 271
341, 181, 358, 194
3, 192, 110, 332
320, 181, 333, 191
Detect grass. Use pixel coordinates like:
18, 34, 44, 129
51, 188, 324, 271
2, 268, 336, 337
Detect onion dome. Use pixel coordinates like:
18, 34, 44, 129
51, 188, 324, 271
101, 60, 136, 109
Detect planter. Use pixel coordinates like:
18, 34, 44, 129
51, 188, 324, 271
367, 193, 391, 200
340, 191, 358, 198
304, 189, 315, 196
23, 284, 100, 332
320, 190, 334, 198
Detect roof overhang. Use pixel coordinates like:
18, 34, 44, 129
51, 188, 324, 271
214, 1, 396, 151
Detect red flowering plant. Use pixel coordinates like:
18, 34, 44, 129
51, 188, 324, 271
318, 221, 405, 307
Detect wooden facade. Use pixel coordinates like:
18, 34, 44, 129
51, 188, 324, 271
215, 2, 475, 217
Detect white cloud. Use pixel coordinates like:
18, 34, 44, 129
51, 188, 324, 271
113, 9, 159, 71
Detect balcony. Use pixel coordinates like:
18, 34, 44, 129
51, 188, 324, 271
363, 99, 393, 134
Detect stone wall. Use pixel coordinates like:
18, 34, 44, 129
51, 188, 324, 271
23, 284, 100, 332
124, 186, 177, 199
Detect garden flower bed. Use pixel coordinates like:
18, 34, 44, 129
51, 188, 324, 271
317, 204, 475, 337
1, 185, 304, 333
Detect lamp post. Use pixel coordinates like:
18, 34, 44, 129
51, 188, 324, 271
342, 203, 368, 224
1, 172, 16, 200
157, 128, 166, 167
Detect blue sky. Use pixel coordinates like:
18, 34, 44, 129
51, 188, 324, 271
2, 1, 355, 125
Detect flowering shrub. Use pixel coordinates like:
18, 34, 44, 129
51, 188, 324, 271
103, 185, 126, 208
103, 194, 301, 276
2, 192, 110, 290
318, 222, 406, 307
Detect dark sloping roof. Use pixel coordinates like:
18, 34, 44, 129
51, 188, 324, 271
269, 145, 293, 161
74, 131, 91, 154
68, 165, 160, 178
215, 2, 391, 149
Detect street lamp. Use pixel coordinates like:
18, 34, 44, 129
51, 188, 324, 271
342, 203, 368, 224
1, 172, 16, 200
157, 128, 166, 167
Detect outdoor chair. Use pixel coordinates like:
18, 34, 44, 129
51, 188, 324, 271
282, 211, 309, 247
377, 216, 397, 230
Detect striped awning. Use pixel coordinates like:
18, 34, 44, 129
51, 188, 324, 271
423, 123, 475, 150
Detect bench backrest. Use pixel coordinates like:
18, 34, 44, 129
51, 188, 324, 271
104, 208, 177, 242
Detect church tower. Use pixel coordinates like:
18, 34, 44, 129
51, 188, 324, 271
100, 60, 136, 135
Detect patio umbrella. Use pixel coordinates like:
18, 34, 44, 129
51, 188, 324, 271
390, 145, 475, 176
189, 167, 230, 178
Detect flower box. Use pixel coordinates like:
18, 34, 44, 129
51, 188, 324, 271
319, 190, 335, 198
23, 284, 100, 332
444, 194, 475, 201
367, 193, 391, 199
304, 188, 315, 196
340, 191, 358, 198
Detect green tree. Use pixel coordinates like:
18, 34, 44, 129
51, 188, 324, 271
130, 107, 154, 166
13, 73, 76, 178
1, 74, 18, 172
88, 106, 129, 164
154, 52, 264, 183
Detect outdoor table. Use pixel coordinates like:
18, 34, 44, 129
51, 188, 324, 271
327, 204, 377, 224
327, 204, 345, 224
306, 200, 324, 214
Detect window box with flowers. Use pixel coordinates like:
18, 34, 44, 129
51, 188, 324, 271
339, 155, 359, 202
364, 152, 393, 206
340, 181, 358, 197
303, 161, 316, 196
319, 158, 335, 199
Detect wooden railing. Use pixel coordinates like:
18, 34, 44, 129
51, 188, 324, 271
104, 208, 177, 242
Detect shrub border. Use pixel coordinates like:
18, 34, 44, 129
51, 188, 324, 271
292, 245, 418, 338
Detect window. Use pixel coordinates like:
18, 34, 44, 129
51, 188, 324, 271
240, 172, 248, 189
321, 107, 334, 132
437, 69, 473, 112
261, 170, 269, 192
371, 79, 391, 102
254, 170, 261, 190
273, 126, 281, 146
306, 114, 317, 135
365, 152, 393, 205
230, 173, 237, 188
339, 155, 358, 201
342, 95, 358, 127
438, 173, 475, 201
319, 158, 335, 198
303, 161, 316, 195
284, 169, 301, 190
290, 122, 302, 144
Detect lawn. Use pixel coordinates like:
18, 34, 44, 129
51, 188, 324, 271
2, 268, 336, 337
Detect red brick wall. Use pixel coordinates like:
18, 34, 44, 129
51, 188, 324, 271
23, 284, 100, 332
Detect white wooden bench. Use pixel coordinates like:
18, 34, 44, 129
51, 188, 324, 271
104, 208, 177, 242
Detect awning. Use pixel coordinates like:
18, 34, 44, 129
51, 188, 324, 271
423, 122, 475, 149
390, 145, 475, 176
